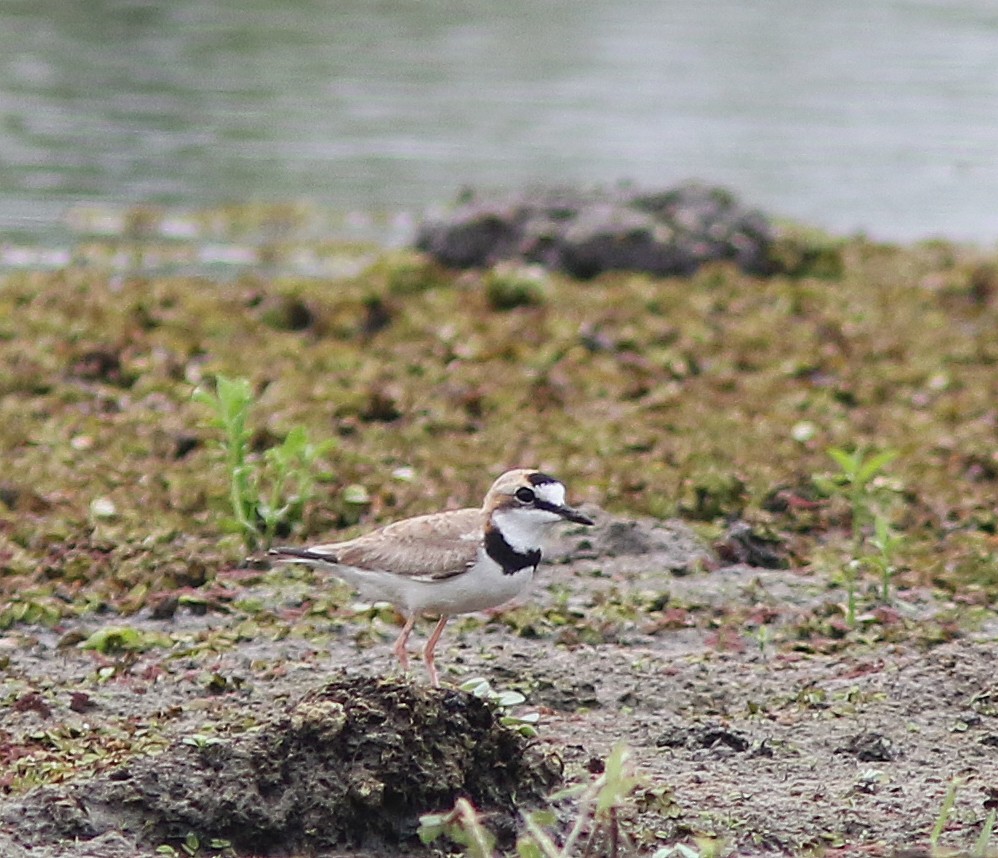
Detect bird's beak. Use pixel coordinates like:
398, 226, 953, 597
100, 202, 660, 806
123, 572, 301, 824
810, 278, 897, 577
555, 504, 595, 526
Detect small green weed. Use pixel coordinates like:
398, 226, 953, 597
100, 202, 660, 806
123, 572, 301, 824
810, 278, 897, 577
973, 809, 996, 858
180, 733, 224, 750
80, 625, 171, 653
259, 425, 331, 541
0, 595, 63, 629
420, 742, 643, 858
930, 778, 959, 850
193, 375, 333, 550
193, 375, 255, 540
653, 839, 725, 858
869, 514, 904, 604
927, 777, 996, 856
817, 446, 899, 551
460, 676, 540, 737
528, 742, 641, 858
156, 832, 234, 857
484, 262, 549, 310
814, 445, 901, 625
419, 798, 496, 858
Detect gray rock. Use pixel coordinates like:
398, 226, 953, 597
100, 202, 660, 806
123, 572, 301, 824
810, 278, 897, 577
415, 182, 775, 278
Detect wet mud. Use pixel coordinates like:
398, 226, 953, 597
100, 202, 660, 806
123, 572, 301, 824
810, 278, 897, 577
3, 516, 997, 856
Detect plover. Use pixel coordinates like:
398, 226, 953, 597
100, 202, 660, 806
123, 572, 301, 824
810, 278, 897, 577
269, 468, 593, 686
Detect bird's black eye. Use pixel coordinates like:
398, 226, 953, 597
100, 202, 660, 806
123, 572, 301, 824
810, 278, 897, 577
514, 487, 536, 503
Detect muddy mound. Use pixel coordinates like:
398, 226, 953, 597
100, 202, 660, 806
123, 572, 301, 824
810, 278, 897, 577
4, 676, 562, 855
414, 182, 775, 277
545, 512, 712, 573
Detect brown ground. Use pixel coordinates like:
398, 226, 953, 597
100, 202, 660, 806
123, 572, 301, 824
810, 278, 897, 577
3, 515, 997, 857
4, 216, 998, 856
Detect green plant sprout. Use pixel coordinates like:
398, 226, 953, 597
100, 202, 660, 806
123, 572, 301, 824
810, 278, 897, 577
869, 514, 904, 604
814, 445, 900, 626
819, 446, 899, 551
259, 425, 330, 544
972, 808, 996, 858
420, 742, 642, 858
193, 375, 333, 550
753, 623, 770, 658
930, 778, 960, 851
927, 777, 997, 857
418, 798, 496, 858
460, 676, 540, 737
155, 832, 233, 857
180, 734, 223, 750
653, 839, 725, 858
558, 742, 641, 858
193, 375, 256, 540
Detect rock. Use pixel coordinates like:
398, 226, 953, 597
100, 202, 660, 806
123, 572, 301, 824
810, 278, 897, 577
655, 722, 751, 754
714, 521, 789, 569
839, 731, 896, 762
415, 183, 775, 278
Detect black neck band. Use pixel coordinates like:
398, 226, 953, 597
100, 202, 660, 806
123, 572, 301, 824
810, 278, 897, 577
485, 527, 541, 576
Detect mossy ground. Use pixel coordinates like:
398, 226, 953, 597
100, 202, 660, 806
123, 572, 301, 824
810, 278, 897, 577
3, 218, 997, 618
2, 207, 998, 855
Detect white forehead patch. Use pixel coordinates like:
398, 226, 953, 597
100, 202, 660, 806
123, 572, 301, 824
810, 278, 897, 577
533, 481, 566, 507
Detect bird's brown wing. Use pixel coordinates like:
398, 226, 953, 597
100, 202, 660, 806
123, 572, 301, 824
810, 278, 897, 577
305, 508, 484, 581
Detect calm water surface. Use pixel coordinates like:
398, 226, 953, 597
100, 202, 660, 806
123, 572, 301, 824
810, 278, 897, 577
2, 0, 997, 244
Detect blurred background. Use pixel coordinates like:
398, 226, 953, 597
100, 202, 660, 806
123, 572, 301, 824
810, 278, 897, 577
1, 0, 997, 244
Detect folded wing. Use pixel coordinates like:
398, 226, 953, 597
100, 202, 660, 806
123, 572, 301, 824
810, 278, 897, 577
304, 508, 484, 582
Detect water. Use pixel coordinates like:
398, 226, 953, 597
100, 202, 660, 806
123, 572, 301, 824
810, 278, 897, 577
2, 0, 997, 245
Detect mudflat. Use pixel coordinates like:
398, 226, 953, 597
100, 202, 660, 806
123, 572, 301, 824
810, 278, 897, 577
2, 208, 998, 855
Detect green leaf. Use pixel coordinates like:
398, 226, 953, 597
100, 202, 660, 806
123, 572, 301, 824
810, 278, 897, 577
417, 813, 448, 845
494, 690, 526, 708
461, 677, 491, 696
871, 515, 902, 556
216, 374, 252, 411
972, 808, 996, 858
827, 446, 861, 477
811, 475, 841, 497
80, 626, 168, 654
596, 742, 640, 815
856, 449, 898, 484
343, 484, 370, 505
516, 839, 544, 858
526, 809, 557, 828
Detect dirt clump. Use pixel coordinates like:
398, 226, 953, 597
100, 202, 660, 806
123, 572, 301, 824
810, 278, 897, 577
3, 676, 561, 855
414, 183, 775, 277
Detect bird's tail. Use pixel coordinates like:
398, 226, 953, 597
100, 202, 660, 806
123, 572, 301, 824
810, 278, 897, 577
268, 546, 339, 564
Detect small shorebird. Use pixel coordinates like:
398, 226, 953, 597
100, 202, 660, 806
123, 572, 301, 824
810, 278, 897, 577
269, 469, 593, 686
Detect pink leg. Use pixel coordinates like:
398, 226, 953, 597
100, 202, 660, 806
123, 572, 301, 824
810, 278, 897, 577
392, 614, 417, 675
422, 615, 450, 688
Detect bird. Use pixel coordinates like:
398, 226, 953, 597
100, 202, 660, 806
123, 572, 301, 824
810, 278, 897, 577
268, 468, 594, 686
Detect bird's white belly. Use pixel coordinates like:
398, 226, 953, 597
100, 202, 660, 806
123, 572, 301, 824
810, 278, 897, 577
414, 559, 534, 615
332, 554, 533, 616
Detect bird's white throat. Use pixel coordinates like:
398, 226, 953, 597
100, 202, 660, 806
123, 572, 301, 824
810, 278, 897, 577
490, 506, 560, 553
